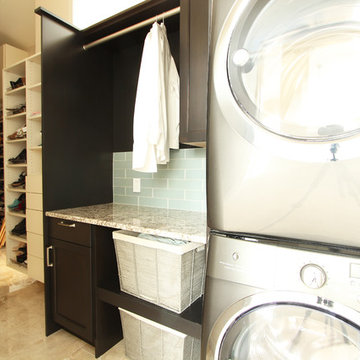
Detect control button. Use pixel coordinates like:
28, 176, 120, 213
232, 252, 239, 261
300, 264, 327, 289
350, 263, 360, 279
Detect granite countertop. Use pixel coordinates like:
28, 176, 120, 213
46, 203, 207, 243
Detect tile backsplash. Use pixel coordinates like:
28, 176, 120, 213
113, 148, 206, 212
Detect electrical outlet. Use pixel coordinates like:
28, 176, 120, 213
133, 178, 141, 192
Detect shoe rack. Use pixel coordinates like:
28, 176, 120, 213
0, 105, 3, 226
2, 53, 43, 282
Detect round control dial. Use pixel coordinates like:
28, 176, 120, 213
300, 264, 327, 289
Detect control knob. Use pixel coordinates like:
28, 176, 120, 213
300, 264, 327, 289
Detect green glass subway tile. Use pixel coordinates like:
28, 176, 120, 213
139, 197, 168, 208
157, 163, 169, 170
125, 152, 133, 161
113, 152, 126, 161
113, 195, 138, 205
113, 187, 125, 196
184, 148, 206, 159
169, 200, 204, 212
113, 169, 125, 178
202, 179, 207, 191
169, 179, 202, 190
114, 160, 132, 169
156, 169, 185, 179
113, 178, 133, 188
202, 158, 206, 169
154, 188, 184, 199
126, 169, 154, 179
142, 178, 168, 188
167, 158, 203, 170
126, 187, 153, 197
169, 149, 185, 159
185, 169, 205, 180
185, 190, 206, 201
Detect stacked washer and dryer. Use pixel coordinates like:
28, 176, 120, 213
203, 0, 360, 359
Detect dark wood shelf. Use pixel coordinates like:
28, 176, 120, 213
97, 280, 202, 339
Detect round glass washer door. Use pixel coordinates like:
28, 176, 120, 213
227, 0, 360, 141
207, 292, 360, 360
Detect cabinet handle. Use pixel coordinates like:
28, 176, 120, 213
57, 221, 76, 228
46, 246, 54, 267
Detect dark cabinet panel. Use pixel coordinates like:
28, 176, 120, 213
50, 237, 93, 343
47, 219, 94, 343
48, 217, 91, 247
180, 0, 210, 145
39, 10, 113, 213
38, 0, 206, 356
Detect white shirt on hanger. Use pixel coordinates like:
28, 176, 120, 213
132, 21, 179, 173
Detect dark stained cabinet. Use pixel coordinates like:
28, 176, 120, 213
47, 219, 94, 343
37, 0, 208, 357
180, 0, 210, 146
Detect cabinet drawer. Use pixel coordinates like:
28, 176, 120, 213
26, 174, 43, 193
28, 254, 44, 283
26, 193, 43, 211
27, 209, 44, 235
28, 232, 44, 258
48, 217, 91, 247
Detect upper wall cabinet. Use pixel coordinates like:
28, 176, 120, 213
82, 0, 210, 149
180, 0, 209, 147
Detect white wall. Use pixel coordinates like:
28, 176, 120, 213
72, 0, 145, 29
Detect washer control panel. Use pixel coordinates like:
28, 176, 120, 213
300, 264, 327, 289
208, 233, 360, 309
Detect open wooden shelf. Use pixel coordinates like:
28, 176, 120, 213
97, 280, 202, 339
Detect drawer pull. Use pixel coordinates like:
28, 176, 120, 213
46, 246, 53, 267
57, 221, 76, 228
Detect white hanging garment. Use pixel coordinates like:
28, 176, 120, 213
132, 21, 179, 173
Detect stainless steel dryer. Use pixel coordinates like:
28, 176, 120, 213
207, 0, 360, 246
201, 233, 360, 359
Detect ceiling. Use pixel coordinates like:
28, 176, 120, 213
0, 0, 36, 53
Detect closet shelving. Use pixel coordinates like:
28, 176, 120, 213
3, 58, 27, 273
3, 53, 43, 280
26, 53, 43, 283
0, 106, 3, 225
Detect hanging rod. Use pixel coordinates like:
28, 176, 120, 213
83, 6, 180, 50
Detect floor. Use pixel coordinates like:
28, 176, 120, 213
0, 247, 34, 296
0, 248, 130, 360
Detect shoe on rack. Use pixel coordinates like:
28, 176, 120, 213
10, 77, 25, 89
11, 219, 26, 236
6, 104, 26, 115
10, 171, 26, 188
8, 149, 26, 164
16, 253, 27, 263
13, 244, 27, 253
7, 193, 25, 212
7, 125, 27, 140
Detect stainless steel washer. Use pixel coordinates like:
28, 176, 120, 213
202, 233, 360, 359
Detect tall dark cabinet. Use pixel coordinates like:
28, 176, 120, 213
36, 0, 209, 357
180, 0, 209, 146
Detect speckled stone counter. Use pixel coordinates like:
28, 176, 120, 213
46, 203, 207, 243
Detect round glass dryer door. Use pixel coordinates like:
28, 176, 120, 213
228, 0, 360, 141
219, 304, 360, 359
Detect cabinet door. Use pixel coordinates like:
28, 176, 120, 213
50, 237, 93, 343
180, 0, 209, 145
